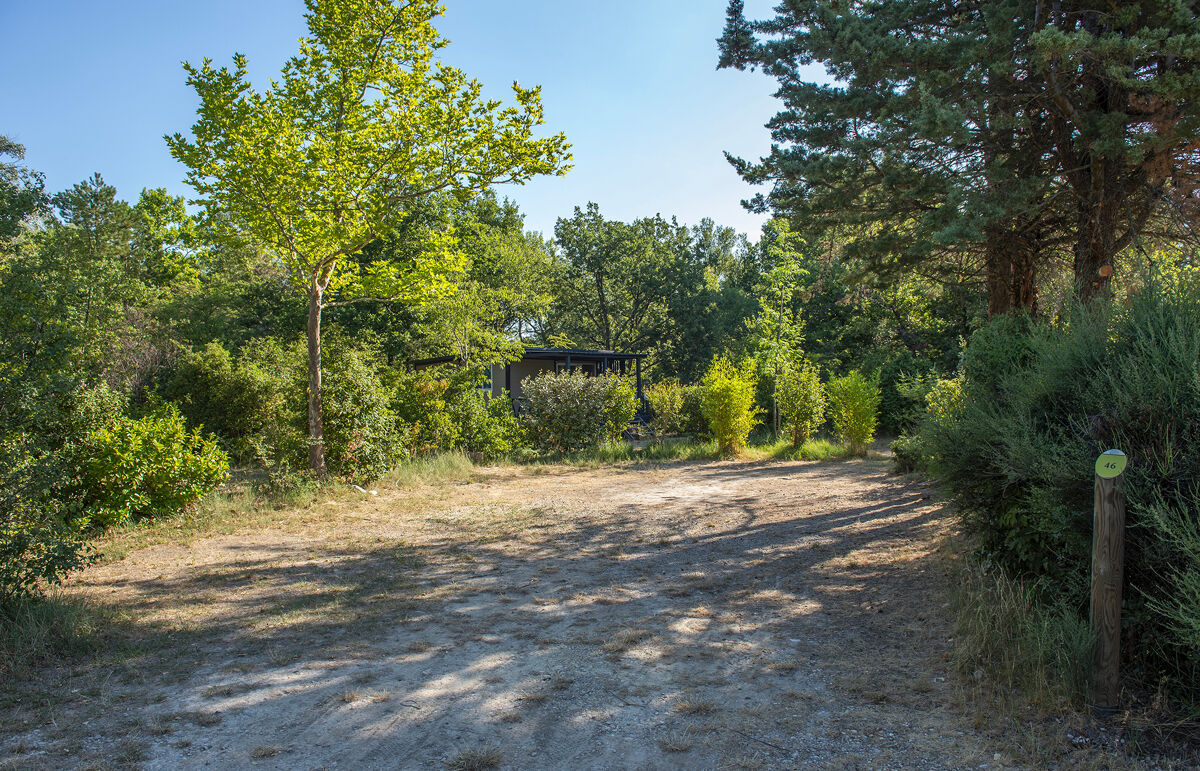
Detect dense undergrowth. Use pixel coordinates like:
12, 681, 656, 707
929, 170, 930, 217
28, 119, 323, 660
905, 271, 1200, 714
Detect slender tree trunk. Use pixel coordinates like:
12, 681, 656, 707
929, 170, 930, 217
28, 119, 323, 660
306, 280, 328, 479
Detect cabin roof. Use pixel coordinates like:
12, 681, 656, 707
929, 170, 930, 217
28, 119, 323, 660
409, 347, 646, 368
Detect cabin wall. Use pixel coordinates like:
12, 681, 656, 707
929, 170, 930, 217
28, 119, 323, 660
491, 359, 556, 400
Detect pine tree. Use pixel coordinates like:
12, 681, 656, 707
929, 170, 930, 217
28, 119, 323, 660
719, 0, 1200, 307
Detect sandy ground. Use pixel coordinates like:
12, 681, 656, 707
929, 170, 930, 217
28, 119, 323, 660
7, 458, 1024, 769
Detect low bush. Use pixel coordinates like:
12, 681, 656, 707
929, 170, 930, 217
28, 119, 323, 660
81, 402, 230, 529
0, 459, 93, 608
678, 383, 709, 438
448, 390, 526, 460
230, 336, 307, 465
0, 383, 129, 606
700, 356, 760, 455
318, 343, 403, 481
390, 368, 460, 458
521, 372, 638, 453
645, 379, 686, 435
826, 370, 881, 455
777, 358, 825, 447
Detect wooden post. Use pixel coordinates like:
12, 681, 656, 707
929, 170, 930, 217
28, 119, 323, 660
1090, 459, 1126, 716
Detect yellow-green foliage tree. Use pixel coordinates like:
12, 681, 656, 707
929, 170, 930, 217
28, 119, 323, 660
777, 357, 824, 448
701, 355, 760, 455
167, 0, 571, 477
826, 370, 881, 456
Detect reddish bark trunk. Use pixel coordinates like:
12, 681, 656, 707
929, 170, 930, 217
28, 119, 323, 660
985, 226, 1039, 317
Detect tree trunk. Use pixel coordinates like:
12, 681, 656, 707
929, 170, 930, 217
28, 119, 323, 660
306, 281, 328, 479
984, 224, 1039, 317
1075, 192, 1117, 303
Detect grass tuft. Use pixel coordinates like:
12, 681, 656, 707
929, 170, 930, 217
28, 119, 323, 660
0, 593, 109, 678
745, 437, 856, 462
445, 746, 502, 770
952, 557, 1094, 708
673, 698, 718, 715
382, 452, 477, 488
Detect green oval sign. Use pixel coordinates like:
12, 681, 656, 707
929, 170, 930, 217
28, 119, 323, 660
1095, 449, 1127, 479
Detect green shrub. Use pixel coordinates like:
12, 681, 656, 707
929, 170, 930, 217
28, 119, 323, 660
0, 453, 93, 608
646, 379, 686, 435
448, 390, 526, 460
777, 358, 825, 447
316, 343, 404, 481
233, 336, 308, 466
80, 403, 230, 529
922, 275, 1200, 700
521, 372, 638, 453
164, 340, 300, 463
826, 370, 881, 455
0, 384, 128, 606
888, 433, 922, 474
700, 356, 760, 455
390, 368, 460, 458
679, 383, 709, 438
890, 376, 963, 473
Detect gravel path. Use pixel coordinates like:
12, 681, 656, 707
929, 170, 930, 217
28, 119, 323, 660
7, 457, 1016, 770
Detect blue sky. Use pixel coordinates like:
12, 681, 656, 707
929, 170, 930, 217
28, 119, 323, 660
0, 1, 807, 239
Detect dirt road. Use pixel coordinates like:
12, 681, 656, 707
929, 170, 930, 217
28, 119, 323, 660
7, 458, 1015, 769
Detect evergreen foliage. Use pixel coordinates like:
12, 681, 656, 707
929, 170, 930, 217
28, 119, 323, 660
921, 273, 1200, 697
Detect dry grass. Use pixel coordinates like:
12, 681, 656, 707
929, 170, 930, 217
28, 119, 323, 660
673, 698, 718, 716
657, 731, 693, 752
600, 627, 651, 653
445, 746, 502, 770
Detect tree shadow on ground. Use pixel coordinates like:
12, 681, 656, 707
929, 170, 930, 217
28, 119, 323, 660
1, 460, 973, 770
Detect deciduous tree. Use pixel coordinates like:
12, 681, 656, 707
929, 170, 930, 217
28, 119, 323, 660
168, 0, 570, 476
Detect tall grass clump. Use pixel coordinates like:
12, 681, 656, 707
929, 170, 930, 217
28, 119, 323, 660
952, 560, 1094, 708
921, 269, 1200, 704
383, 451, 477, 488
0, 593, 108, 678
700, 356, 760, 455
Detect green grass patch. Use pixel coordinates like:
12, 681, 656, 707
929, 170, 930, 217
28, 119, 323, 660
381, 451, 478, 488
747, 437, 855, 462
526, 439, 720, 467
0, 593, 112, 679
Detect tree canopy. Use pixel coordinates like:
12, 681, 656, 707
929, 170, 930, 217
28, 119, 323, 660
167, 0, 571, 476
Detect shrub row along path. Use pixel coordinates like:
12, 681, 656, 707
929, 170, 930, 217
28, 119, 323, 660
11, 458, 1038, 769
